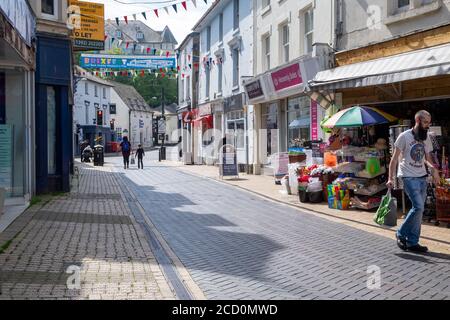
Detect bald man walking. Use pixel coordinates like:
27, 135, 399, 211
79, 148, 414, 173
387, 110, 440, 253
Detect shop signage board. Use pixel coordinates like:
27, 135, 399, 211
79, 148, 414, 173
224, 93, 244, 113
68, 0, 105, 51
311, 100, 318, 140
198, 103, 212, 117
80, 54, 176, 70
273, 152, 289, 178
245, 80, 264, 100
220, 144, 239, 178
0, 125, 13, 196
271, 63, 303, 92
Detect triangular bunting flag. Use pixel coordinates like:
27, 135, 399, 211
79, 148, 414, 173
166, 51, 170, 58
147, 48, 151, 54
160, 68, 163, 73
111, 37, 115, 44
164, 7, 169, 15
141, 46, 145, 54
191, 0, 197, 8
154, 9, 159, 18
141, 70, 145, 77
126, 42, 130, 49
177, 66, 181, 71
118, 39, 123, 46
114, 72, 118, 76
155, 73, 159, 78
124, 16, 128, 24
133, 43, 137, 51
204, 0, 207, 4
161, 73, 165, 78
188, 55, 191, 61
182, 1, 187, 10
115, 18, 120, 26
172, 4, 178, 13
189, 64, 192, 69
104, 35, 108, 41
142, 12, 147, 20
132, 14, 137, 21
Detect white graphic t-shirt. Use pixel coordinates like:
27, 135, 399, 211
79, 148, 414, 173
395, 129, 433, 178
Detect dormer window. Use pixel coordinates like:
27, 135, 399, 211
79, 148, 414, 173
137, 32, 144, 40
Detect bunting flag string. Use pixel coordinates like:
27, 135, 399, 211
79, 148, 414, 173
112, 0, 209, 25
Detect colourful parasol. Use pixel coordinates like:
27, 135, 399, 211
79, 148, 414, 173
322, 106, 397, 128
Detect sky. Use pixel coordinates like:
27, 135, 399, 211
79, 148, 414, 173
87, 0, 213, 44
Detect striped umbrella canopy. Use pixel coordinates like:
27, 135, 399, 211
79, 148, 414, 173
322, 106, 397, 128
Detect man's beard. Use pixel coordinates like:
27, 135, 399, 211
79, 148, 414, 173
418, 123, 429, 141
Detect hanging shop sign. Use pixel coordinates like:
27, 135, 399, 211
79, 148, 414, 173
68, 0, 105, 51
224, 93, 244, 113
311, 100, 319, 141
245, 80, 264, 100
80, 54, 177, 70
271, 63, 303, 92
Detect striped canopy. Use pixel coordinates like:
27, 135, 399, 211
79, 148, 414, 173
322, 106, 397, 128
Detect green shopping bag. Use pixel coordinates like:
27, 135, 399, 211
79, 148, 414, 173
374, 190, 397, 226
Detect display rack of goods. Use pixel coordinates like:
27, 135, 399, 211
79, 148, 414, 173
435, 185, 450, 223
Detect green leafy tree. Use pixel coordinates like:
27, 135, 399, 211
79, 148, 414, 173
108, 73, 177, 107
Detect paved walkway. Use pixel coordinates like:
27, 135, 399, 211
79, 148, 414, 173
155, 157, 450, 255
0, 164, 174, 300
109, 157, 450, 300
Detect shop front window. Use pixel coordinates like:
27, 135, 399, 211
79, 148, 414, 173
288, 96, 310, 148
0, 70, 26, 197
226, 111, 245, 150
262, 102, 279, 157
47, 86, 57, 175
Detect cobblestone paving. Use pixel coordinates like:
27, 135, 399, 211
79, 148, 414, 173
0, 165, 174, 300
113, 158, 450, 300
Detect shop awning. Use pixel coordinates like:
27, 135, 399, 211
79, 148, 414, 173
289, 118, 310, 129
309, 43, 450, 91
193, 114, 213, 128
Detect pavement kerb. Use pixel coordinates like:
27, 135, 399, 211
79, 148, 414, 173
166, 164, 450, 255
109, 164, 207, 301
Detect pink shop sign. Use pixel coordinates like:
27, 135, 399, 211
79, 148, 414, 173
271, 63, 303, 92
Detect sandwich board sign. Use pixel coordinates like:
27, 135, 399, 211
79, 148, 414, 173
220, 144, 239, 179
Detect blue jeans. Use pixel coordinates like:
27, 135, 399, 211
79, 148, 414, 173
397, 177, 427, 247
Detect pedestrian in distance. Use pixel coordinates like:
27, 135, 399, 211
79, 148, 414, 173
387, 110, 441, 253
80, 140, 89, 162
135, 144, 145, 169
120, 136, 132, 169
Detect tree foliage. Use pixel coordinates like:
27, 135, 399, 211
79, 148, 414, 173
106, 73, 178, 107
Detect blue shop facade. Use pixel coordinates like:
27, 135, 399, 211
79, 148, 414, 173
35, 34, 73, 194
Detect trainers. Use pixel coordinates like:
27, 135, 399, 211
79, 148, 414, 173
407, 244, 429, 253
396, 234, 407, 251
